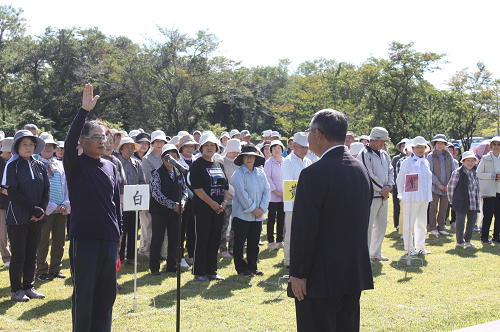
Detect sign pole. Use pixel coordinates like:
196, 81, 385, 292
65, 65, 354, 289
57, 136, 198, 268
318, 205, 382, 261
176, 173, 183, 332
134, 208, 138, 309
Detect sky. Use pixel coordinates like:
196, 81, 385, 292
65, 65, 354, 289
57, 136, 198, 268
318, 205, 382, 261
7, 0, 500, 89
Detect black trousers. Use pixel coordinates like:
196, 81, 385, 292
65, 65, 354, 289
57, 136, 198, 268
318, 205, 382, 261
392, 192, 400, 228
120, 211, 137, 261
295, 292, 361, 332
150, 213, 179, 272
267, 202, 284, 243
482, 194, 500, 241
181, 208, 195, 259
7, 222, 43, 292
232, 217, 261, 274
193, 210, 224, 276
69, 238, 119, 332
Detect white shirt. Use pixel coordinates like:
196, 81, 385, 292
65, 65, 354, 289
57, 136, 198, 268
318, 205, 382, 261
397, 154, 433, 203
319, 145, 345, 160
282, 152, 312, 211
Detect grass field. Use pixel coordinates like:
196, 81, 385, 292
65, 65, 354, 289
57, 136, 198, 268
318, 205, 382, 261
0, 199, 499, 331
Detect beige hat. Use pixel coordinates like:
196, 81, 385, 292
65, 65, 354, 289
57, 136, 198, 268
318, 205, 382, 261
358, 135, 370, 141
1, 137, 13, 152
117, 137, 140, 152
369, 127, 390, 141
293, 132, 308, 147
346, 131, 355, 137
461, 151, 479, 163
224, 139, 241, 153
349, 142, 364, 156
179, 134, 199, 150
39, 132, 58, 146
396, 138, 409, 152
150, 130, 168, 143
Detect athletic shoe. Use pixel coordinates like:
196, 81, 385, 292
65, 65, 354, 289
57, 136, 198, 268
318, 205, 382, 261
180, 258, 190, 269
267, 242, 277, 250
439, 230, 450, 236
407, 248, 418, 256
239, 271, 254, 277
276, 242, 284, 249
206, 274, 225, 281
456, 242, 466, 247
465, 242, 476, 248
259, 240, 264, 245
431, 230, 440, 236
37, 273, 53, 281
370, 255, 389, 261
252, 270, 264, 276
481, 239, 492, 244
4, 261, 9, 267
492, 237, 500, 244
418, 248, 432, 255
51, 271, 66, 279
11, 290, 29, 302
25, 288, 45, 299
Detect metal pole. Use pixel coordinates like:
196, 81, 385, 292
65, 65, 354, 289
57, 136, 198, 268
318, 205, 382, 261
176, 172, 183, 332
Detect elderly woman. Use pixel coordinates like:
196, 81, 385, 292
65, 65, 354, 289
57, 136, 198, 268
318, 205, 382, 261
396, 136, 433, 256
264, 140, 285, 250
231, 144, 270, 276
3, 130, 50, 301
190, 132, 229, 282
218, 139, 241, 258
134, 132, 151, 160
149, 144, 188, 275
260, 142, 272, 160
447, 151, 479, 248
476, 136, 500, 244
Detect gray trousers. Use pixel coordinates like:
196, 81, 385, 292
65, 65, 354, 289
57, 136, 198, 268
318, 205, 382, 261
429, 193, 448, 231
455, 210, 477, 244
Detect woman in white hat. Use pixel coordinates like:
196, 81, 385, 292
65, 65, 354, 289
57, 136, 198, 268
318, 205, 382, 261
396, 136, 433, 256
264, 140, 285, 250
231, 144, 270, 276
218, 139, 241, 258
3, 130, 49, 301
476, 136, 500, 244
190, 132, 229, 282
149, 144, 188, 274
447, 151, 479, 248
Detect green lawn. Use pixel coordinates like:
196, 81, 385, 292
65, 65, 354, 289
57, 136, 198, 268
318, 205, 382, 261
1, 200, 499, 331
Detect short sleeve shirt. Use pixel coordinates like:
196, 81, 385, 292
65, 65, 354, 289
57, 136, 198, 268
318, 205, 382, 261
189, 157, 229, 214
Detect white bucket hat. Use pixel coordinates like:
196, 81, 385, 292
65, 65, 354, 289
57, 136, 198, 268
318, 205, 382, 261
261, 130, 272, 137
369, 127, 390, 141
461, 151, 479, 163
346, 131, 355, 138
403, 139, 413, 153
39, 132, 59, 147
117, 137, 140, 152
240, 130, 251, 138
1, 137, 13, 152
293, 132, 308, 147
128, 129, 141, 138
230, 129, 240, 138
199, 132, 220, 153
177, 131, 190, 137
412, 136, 427, 147
161, 143, 180, 158
57, 141, 65, 148
396, 138, 409, 152
169, 135, 181, 146
224, 139, 241, 153
219, 131, 230, 140
150, 130, 168, 143
349, 142, 364, 156
270, 139, 285, 152
270, 131, 280, 139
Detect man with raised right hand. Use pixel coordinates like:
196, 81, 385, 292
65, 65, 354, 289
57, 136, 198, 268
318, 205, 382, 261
64, 84, 122, 332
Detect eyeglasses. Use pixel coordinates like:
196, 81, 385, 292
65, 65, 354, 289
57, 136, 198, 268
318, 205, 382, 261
305, 128, 317, 134
82, 135, 107, 142
492, 142, 500, 146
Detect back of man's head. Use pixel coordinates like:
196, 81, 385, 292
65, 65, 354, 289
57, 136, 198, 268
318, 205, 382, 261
311, 109, 347, 144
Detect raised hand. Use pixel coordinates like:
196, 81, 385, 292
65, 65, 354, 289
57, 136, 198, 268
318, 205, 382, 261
82, 83, 100, 111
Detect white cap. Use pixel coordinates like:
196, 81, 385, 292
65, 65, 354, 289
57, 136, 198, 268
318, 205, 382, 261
262, 130, 272, 137
128, 129, 141, 138
349, 142, 364, 156
230, 129, 240, 137
270, 131, 280, 138
177, 131, 190, 137
293, 132, 308, 147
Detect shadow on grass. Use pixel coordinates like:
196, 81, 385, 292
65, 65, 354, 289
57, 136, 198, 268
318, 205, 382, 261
0, 297, 17, 315
389, 255, 428, 274
371, 262, 386, 278
18, 296, 72, 320
446, 247, 479, 258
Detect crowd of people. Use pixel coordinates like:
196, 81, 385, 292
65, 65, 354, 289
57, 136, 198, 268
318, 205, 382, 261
0, 84, 497, 332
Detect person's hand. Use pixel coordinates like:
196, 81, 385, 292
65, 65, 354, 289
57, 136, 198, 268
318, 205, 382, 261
58, 204, 68, 214
276, 192, 284, 200
253, 208, 263, 219
181, 203, 185, 213
438, 184, 447, 192
174, 203, 180, 214
289, 276, 307, 301
82, 83, 100, 111
210, 200, 221, 212
220, 201, 227, 211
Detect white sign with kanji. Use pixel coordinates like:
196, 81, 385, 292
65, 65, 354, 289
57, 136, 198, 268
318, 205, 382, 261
123, 185, 150, 211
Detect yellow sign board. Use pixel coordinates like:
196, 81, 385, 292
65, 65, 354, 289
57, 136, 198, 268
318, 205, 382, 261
283, 180, 299, 202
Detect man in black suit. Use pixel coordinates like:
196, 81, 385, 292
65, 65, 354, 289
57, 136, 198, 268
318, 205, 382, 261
289, 109, 374, 332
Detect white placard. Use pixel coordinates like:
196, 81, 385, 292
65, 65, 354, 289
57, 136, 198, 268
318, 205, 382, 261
123, 184, 150, 211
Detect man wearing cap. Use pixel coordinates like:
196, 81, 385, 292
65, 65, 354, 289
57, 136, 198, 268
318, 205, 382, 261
117, 137, 146, 265
178, 134, 199, 267
36, 133, 71, 282
391, 138, 409, 231
427, 134, 456, 236
64, 84, 122, 331
140, 130, 168, 258
345, 131, 355, 149
358, 127, 394, 261
289, 109, 373, 331
230, 129, 241, 140
240, 130, 251, 144
256, 130, 272, 150
282, 132, 311, 268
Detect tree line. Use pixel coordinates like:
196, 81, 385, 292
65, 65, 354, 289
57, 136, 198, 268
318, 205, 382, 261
0, 5, 498, 150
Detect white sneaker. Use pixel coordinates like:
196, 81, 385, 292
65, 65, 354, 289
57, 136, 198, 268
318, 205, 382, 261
267, 242, 277, 250
465, 242, 476, 248
431, 230, 440, 236
407, 248, 418, 256
439, 230, 450, 235
4, 261, 9, 267
180, 258, 189, 269
418, 248, 432, 255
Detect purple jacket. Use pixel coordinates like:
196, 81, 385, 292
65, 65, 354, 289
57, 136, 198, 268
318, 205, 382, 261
264, 157, 283, 202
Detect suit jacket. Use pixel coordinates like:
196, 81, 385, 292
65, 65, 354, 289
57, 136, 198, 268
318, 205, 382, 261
290, 146, 374, 298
